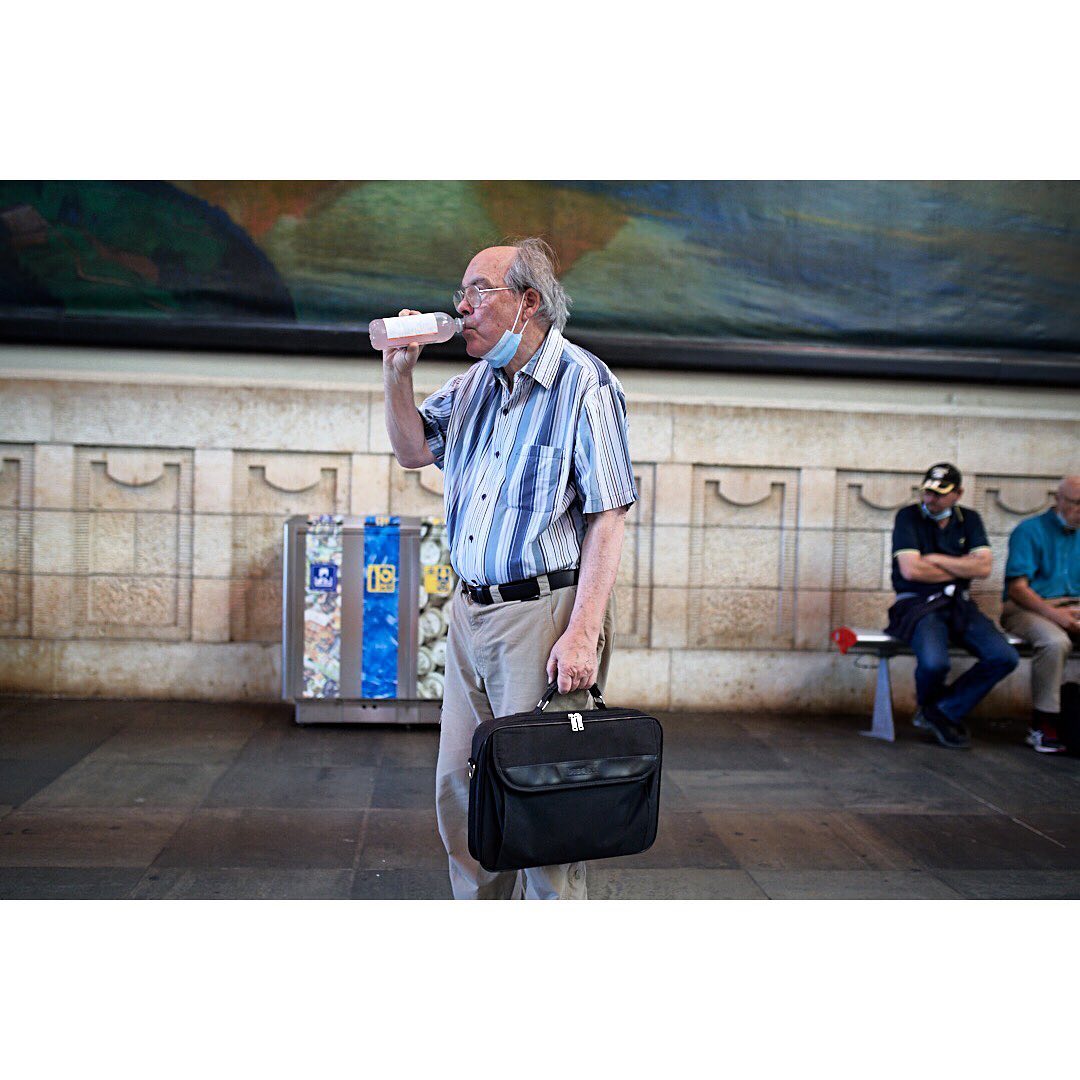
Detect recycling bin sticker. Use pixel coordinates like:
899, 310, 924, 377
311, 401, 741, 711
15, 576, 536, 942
302, 515, 344, 699
309, 563, 338, 591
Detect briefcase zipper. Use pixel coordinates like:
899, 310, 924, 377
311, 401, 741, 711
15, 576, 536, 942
472, 711, 648, 748
569, 712, 583, 732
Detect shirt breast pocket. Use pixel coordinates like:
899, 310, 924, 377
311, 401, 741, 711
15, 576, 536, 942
507, 444, 564, 514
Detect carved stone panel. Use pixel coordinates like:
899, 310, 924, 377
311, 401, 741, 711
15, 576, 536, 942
231, 452, 351, 642
831, 471, 922, 631
351, 453, 391, 518
793, 467, 837, 649
389, 464, 445, 518
616, 464, 654, 648
0, 446, 34, 636
687, 467, 799, 649
72, 448, 194, 640
970, 474, 1059, 620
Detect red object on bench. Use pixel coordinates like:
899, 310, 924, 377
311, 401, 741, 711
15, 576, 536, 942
831, 626, 858, 655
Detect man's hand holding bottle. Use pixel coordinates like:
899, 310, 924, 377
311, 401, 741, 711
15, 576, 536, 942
372, 309, 462, 372
381, 308, 426, 378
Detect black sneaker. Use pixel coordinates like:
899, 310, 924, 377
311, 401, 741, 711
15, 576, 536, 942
913, 706, 970, 749
1026, 726, 1067, 754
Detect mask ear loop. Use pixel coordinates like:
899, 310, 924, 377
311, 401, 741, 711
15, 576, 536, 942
510, 294, 530, 336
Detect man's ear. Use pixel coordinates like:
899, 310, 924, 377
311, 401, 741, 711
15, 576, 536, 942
523, 288, 542, 321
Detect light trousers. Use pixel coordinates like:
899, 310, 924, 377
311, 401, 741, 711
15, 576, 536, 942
1000, 598, 1079, 714
435, 577, 614, 900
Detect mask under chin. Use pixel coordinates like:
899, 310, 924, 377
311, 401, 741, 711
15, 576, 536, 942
482, 296, 529, 369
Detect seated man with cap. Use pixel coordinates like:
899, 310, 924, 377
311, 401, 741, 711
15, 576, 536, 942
888, 463, 1020, 748
999, 475, 1080, 754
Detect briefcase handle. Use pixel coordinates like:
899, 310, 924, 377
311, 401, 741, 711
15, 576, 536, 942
535, 682, 608, 712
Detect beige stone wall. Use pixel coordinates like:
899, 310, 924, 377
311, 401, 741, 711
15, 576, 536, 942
1, 345, 1078, 715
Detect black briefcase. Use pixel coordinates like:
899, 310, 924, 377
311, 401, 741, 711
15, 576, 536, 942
467, 683, 663, 872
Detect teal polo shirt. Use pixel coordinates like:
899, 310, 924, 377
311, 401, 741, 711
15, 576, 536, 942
1003, 508, 1080, 600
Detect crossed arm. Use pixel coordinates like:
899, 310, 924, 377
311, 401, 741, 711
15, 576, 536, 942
895, 548, 992, 584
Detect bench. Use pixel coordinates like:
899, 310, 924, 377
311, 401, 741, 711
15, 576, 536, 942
830, 626, 1079, 742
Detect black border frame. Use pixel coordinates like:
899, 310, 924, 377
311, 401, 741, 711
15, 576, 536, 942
2, 314, 1079, 386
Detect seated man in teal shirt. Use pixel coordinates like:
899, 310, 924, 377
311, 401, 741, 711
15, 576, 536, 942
1000, 475, 1080, 754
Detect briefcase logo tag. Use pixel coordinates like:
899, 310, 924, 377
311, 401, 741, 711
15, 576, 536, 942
569, 712, 584, 732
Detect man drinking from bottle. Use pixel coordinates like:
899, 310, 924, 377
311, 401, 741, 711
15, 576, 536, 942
380, 238, 637, 900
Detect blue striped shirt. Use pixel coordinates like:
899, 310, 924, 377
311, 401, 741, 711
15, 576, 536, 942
418, 326, 638, 586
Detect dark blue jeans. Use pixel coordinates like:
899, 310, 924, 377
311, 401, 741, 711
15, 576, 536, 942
909, 607, 1020, 723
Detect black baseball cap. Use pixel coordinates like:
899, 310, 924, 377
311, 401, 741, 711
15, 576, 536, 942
922, 462, 962, 494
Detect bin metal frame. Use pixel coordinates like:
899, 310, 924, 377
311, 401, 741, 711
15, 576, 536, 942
282, 515, 441, 725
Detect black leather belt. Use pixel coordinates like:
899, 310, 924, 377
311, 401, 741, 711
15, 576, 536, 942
463, 568, 579, 606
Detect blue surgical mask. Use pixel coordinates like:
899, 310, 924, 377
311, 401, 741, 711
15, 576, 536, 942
482, 296, 529, 370
921, 502, 952, 522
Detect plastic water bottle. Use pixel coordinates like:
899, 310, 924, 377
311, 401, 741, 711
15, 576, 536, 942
368, 312, 463, 351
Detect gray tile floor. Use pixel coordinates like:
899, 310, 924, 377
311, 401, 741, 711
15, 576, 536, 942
1, 696, 1078, 899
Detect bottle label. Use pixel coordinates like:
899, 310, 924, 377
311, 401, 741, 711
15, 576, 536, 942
383, 313, 438, 341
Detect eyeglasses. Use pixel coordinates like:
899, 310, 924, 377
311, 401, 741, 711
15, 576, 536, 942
453, 284, 514, 310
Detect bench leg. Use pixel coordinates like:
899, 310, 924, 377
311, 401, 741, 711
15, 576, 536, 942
861, 656, 895, 742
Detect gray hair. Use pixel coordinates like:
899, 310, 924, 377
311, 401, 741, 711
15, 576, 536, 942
504, 237, 572, 331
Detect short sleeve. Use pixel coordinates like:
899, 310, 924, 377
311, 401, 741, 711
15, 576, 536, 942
573, 383, 638, 514
1004, 520, 1038, 583
418, 373, 464, 470
966, 509, 991, 552
891, 506, 921, 558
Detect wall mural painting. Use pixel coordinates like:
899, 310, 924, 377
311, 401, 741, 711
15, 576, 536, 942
1, 180, 1078, 353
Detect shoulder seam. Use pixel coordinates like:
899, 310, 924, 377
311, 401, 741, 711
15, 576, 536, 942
562, 341, 611, 390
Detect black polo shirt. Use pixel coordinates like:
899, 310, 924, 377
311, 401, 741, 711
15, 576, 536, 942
891, 503, 991, 597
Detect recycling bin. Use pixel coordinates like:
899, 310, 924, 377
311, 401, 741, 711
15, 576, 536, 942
281, 514, 455, 725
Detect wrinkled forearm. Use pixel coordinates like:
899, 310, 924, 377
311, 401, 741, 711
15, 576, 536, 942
383, 368, 434, 469
1007, 576, 1075, 622
567, 506, 628, 639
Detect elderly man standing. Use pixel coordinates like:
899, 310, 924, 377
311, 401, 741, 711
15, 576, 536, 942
1000, 475, 1080, 754
381, 238, 637, 900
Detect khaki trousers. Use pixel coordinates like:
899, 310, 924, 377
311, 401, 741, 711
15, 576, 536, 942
1000, 598, 1079, 714
435, 577, 614, 900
